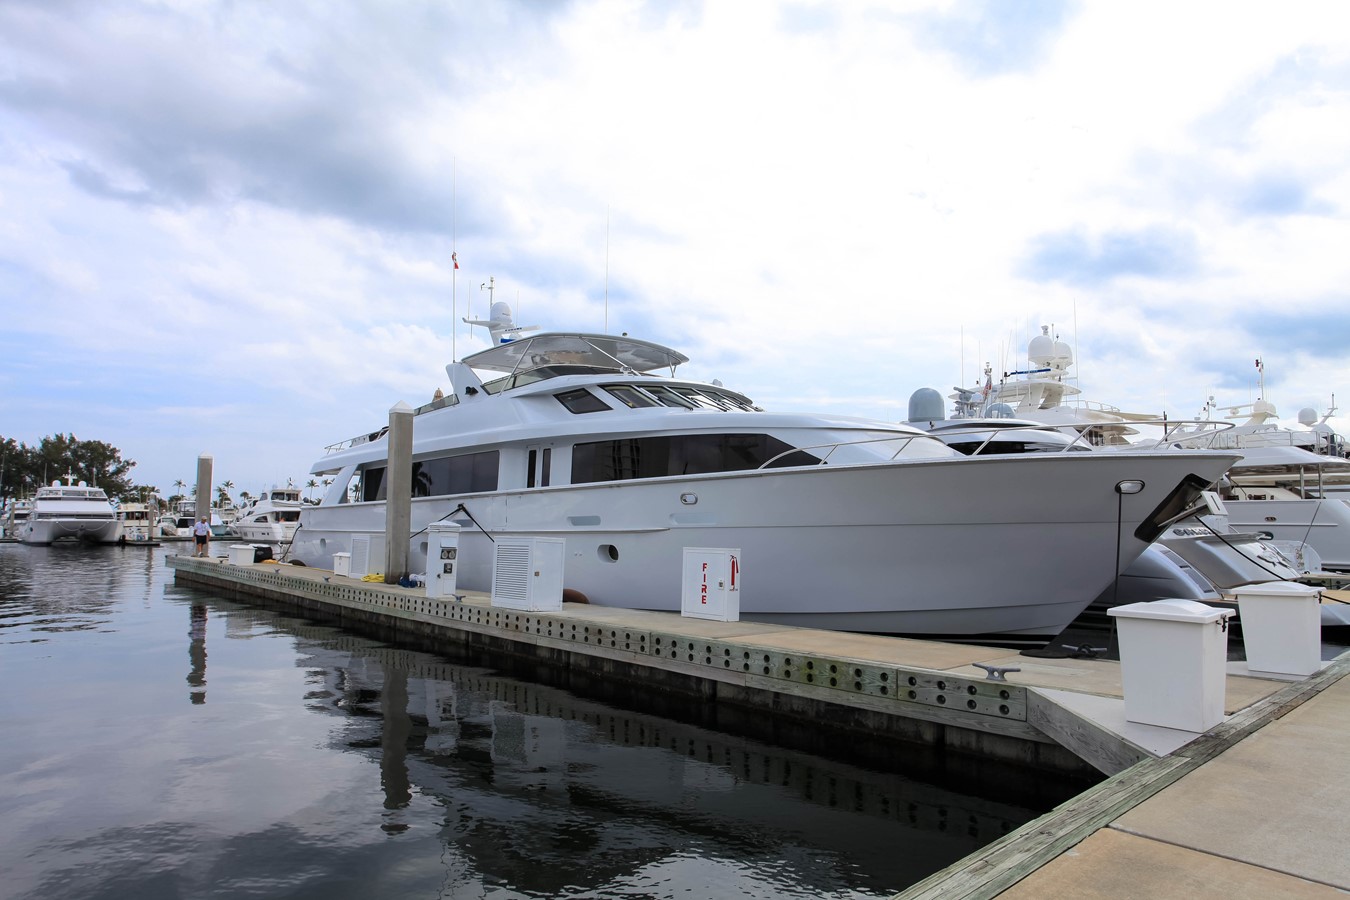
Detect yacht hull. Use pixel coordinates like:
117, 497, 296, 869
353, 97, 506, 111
21, 518, 122, 545
1221, 497, 1350, 571
293, 451, 1235, 641
232, 523, 299, 544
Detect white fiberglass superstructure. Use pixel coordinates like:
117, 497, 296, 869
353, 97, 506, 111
20, 477, 121, 545
293, 303, 1238, 642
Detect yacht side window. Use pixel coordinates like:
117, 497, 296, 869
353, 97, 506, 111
641, 386, 696, 409
354, 466, 387, 502
671, 387, 730, 410
603, 385, 661, 408
554, 388, 612, 414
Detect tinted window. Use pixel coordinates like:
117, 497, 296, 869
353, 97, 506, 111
412, 450, 500, 497
641, 386, 696, 408
604, 385, 661, 408
555, 388, 612, 414
359, 466, 386, 502
571, 434, 818, 484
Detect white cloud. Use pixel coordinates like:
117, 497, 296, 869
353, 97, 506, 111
1, 0, 1348, 492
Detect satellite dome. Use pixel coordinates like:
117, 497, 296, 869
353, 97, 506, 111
907, 388, 945, 423
1027, 326, 1055, 367
1052, 338, 1073, 366
987, 403, 1015, 419
1298, 407, 1319, 427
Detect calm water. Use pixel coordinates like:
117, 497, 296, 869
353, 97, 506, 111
0, 544, 1084, 899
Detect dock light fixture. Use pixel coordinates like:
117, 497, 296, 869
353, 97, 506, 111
1116, 480, 1145, 494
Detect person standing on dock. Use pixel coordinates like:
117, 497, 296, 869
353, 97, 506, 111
192, 517, 210, 558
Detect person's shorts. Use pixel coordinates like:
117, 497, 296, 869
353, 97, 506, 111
194, 535, 207, 545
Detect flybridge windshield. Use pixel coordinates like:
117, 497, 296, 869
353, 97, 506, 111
480, 364, 622, 395
462, 333, 689, 375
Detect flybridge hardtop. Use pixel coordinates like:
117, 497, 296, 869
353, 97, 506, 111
461, 331, 689, 376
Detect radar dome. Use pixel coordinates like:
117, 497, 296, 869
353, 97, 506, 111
1052, 338, 1073, 368
1298, 407, 1319, 427
907, 388, 945, 423
987, 403, 1015, 419
1028, 326, 1055, 367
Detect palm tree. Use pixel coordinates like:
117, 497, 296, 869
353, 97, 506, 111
217, 480, 235, 507
305, 478, 318, 501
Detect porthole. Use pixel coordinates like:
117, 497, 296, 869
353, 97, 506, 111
599, 544, 619, 562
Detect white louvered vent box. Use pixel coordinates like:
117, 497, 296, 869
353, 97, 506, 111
491, 537, 565, 611
350, 534, 386, 578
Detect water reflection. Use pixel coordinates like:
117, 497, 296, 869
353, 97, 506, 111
279, 626, 1047, 897
188, 603, 207, 704
0, 543, 128, 640
0, 545, 1076, 899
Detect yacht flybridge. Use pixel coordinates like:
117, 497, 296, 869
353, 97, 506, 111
293, 303, 1239, 642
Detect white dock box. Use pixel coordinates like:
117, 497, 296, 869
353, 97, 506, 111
1231, 581, 1323, 676
332, 551, 351, 578
228, 544, 255, 566
350, 534, 385, 578
1108, 598, 1235, 732
491, 537, 564, 611
426, 522, 462, 598
681, 548, 741, 622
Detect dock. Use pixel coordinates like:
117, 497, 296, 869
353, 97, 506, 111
168, 554, 1349, 896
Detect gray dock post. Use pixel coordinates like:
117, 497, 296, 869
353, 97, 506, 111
195, 455, 212, 525
385, 401, 414, 584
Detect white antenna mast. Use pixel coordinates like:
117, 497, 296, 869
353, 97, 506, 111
451, 157, 457, 363
604, 205, 610, 333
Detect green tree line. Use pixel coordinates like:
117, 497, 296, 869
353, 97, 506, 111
0, 434, 157, 501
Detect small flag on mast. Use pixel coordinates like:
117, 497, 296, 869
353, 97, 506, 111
452, 251, 459, 270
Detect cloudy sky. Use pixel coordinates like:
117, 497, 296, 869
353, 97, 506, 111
2, 0, 1348, 497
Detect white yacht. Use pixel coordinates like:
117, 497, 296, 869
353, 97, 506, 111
949, 326, 1157, 448
233, 486, 303, 543
1161, 371, 1350, 572
19, 478, 122, 544
290, 304, 1238, 643
116, 501, 156, 542
1197, 444, 1350, 572
2, 498, 33, 539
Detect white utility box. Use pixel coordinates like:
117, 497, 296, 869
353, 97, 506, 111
350, 534, 385, 578
1231, 581, 1323, 676
1108, 598, 1235, 732
228, 544, 256, 566
681, 548, 741, 622
332, 551, 351, 578
426, 522, 462, 598
491, 537, 564, 611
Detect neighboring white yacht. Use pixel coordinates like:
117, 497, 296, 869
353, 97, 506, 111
2, 498, 33, 539
1162, 370, 1350, 571
949, 326, 1157, 448
19, 477, 122, 544
290, 303, 1238, 643
116, 501, 156, 542
233, 486, 303, 543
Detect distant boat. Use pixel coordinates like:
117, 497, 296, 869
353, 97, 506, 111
20, 477, 121, 545
232, 486, 302, 543
116, 501, 156, 542
1, 498, 33, 539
